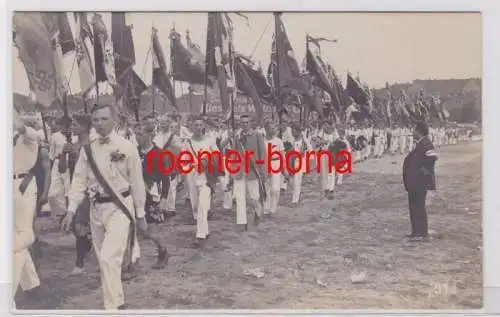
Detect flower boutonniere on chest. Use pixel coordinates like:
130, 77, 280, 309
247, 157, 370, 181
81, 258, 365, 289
110, 149, 126, 163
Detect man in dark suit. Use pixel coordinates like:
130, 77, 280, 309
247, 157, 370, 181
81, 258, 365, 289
403, 121, 438, 242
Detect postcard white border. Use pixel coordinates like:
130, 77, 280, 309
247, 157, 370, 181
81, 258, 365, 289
3, 0, 499, 315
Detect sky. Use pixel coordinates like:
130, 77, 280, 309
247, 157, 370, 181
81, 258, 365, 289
12, 12, 481, 97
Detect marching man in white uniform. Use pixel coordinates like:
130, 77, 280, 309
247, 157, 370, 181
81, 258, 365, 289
13, 109, 41, 309
61, 104, 148, 310
153, 119, 182, 217
263, 121, 284, 216
289, 123, 313, 206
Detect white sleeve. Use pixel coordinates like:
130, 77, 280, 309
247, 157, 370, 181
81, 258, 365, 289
127, 145, 146, 218
67, 149, 89, 213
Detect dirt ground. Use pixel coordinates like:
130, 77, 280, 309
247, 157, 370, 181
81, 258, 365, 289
15, 141, 482, 310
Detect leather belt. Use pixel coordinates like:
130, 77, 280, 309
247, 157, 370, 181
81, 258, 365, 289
13, 173, 28, 180
94, 190, 131, 204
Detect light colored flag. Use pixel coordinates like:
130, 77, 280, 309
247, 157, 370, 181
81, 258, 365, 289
13, 12, 59, 108
74, 13, 95, 96
92, 13, 118, 88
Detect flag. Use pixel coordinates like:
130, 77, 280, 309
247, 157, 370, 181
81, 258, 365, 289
57, 13, 75, 55
112, 12, 136, 98
13, 12, 60, 108
74, 13, 95, 96
235, 56, 265, 125
92, 13, 117, 87
206, 13, 235, 115
307, 35, 337, 50
126, 70, 147, 115
306, 46, 341, 112
236, 55, 273, 104
346, 73, 370, 107
170, 28, 211, 86
52, 16, 70, 98
151, 27, 177, 109
269, 13, 301, 92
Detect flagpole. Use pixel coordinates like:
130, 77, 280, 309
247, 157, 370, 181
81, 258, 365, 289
203, 16, 211, 117
152, 28, 157, 116
274, 12, 283, 138
169, 27, 176, 116
40, 108, 49, 143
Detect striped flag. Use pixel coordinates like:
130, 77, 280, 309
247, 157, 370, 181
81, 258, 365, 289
13, 12, 60, 108
91, 13, 118, 88
74, 13, 95, 96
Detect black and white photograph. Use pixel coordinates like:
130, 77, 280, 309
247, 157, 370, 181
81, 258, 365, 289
11, 11, 482, 310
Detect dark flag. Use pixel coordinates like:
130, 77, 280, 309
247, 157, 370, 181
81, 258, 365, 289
111, 12, 136, 98
170, 28, 211, 86
56, 13, 75, 55
268, 13, 301, 92
205, 12, 235, 115
236, 55, 273, 104
235, 56, 265, 125
151, 27, 177, 109
306, 46, 341, 112
346, 73, 370, 107
307, 35, 337, 51
126, 70, 147, 119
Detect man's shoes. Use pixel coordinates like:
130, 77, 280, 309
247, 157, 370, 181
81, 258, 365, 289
253, 213, 260, 226
194, 237, 206, 248
236, 224, 248, 232
121, 264, 137, 281
405, 234, 430, 243
118, 304, 128, 310
69, 266, 85, 276
152, 247, 169, 270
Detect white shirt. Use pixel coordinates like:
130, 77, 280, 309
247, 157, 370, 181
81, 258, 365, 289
180, 125, 193, 139
13, 126, 39, 175
265, 136, 284, 155
318, 128, 340, 149
282, 126, 294, 144
182, 136, 218, 186
153, 131, 183, 149
50, 131, 79, 161
292, 135, 312, 153
67, 131, 146, 218
117, 128, 138, 147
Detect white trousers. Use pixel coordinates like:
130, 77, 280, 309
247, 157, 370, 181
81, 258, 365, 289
290, 156, 307, 203
13, 179, 40, 303
233, 178, 261, 225
264, 160, 281, 213
166, 176, 178, 211
219, 174, 233, 210
319, 155, 335, 192
90, 196, 135, 310
363, 144, 371, 159
399, 136, 407, 154
391, 137, 399, 154
407, 136, 414, 152
186, 173, 211, 239
48, 162, 70, 217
